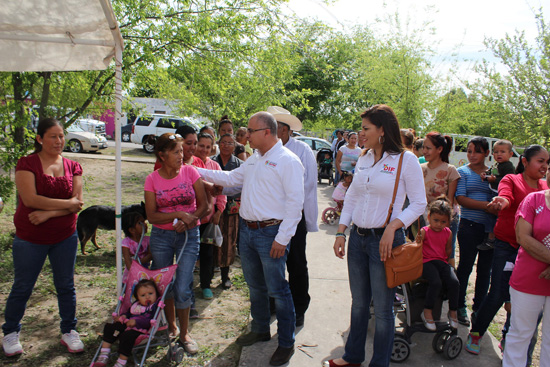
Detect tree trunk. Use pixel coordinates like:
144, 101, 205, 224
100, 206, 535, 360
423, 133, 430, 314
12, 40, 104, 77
38, 72, 52, 121
12, 72, 26, 145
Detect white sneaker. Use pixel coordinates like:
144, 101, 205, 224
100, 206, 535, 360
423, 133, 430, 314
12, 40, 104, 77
61, 330, 84, 353
3, 331, 23, 357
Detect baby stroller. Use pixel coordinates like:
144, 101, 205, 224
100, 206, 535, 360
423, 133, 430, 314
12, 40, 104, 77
321, 199, 343, 225
316, 148, 333, 185
89, 229, 188, 367
390, 280, 463, 362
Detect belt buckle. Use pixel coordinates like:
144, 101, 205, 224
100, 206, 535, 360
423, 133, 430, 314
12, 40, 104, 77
355, 225, 367, 237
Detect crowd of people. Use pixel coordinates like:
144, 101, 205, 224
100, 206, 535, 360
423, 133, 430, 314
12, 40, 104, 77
2, 104, 550, 367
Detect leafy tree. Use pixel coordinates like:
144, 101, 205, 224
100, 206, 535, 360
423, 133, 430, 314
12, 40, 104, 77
470, 11, 550, 147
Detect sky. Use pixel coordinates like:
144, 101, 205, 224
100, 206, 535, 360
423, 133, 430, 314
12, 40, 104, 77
285, 0, 548, 86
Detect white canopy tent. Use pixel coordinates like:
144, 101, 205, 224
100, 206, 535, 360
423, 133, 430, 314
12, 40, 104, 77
0, 0, 126, 294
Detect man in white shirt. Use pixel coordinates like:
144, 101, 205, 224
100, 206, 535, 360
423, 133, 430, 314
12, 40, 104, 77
197, 111, 304, 366
269, 106, 318, 328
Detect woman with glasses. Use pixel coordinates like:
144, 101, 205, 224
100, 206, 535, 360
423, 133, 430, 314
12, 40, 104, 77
144, 132, 209, 354
218, 115, 247, 161
213, 133, 244, 289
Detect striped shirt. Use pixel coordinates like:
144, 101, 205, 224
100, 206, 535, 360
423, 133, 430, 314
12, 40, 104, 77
455, 165, 496, 224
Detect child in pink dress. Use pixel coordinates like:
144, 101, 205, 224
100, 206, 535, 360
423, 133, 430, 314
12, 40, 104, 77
417, 196, 460, 331
121, 212, 152, 270
331, 172, 353, 212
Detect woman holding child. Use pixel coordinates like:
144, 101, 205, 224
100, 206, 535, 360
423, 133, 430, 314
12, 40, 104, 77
466, 144, 549, 355
144, 132, 209, 354
328, 105, 426, 367
2, 118, 84, 357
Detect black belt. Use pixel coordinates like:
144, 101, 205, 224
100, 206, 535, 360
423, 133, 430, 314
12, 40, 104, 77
354, 225, 385, 237
244, 219, 282, 229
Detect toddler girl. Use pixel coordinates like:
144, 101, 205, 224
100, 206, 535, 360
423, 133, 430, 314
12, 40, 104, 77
121, 212, 152, 270
418, 196, 460, 331
93, 279, 160, 367
332, 171, 353, 211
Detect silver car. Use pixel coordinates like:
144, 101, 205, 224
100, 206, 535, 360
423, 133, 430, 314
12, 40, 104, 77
65, 124, 107, 153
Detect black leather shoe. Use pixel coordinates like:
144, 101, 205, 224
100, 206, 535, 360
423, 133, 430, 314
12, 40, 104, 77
236, 331, 271, 346
269, 345, 295, 366
295, 314, 305, 327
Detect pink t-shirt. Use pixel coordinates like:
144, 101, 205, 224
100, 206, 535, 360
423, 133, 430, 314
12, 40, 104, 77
144, 165, 201, 230
200, 157, 227, 223
511, 191, 550, 296
122, 236, 150, 260
421, 226, 451, 264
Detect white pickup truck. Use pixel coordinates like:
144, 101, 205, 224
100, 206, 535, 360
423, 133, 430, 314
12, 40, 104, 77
130, 114, 200, 152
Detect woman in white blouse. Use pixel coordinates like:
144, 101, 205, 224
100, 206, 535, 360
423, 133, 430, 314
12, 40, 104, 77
326, 105, 426, 367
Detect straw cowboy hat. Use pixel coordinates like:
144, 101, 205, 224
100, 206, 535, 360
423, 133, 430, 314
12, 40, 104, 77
266, 106, 302, 131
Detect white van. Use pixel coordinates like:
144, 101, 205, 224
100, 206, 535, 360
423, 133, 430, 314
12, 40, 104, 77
447, 134, 521, 168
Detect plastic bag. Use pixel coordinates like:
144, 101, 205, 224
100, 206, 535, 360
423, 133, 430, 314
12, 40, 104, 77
202, 223, 223, 247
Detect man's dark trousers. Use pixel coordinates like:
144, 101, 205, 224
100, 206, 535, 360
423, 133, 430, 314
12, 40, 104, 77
287, 213, 310, 318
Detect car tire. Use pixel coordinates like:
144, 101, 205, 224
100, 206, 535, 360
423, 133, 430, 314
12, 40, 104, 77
68, 139, 83, 153
122, 132, 131, 142
143, 140, 155, 153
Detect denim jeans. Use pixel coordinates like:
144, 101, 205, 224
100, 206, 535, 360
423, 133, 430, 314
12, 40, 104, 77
343, 227, 405, 366
471, 238, 517, 336
150, 226, 200, 309
238, 220, 295, 348
2, 232, 78, 335
457, 218, 493, 311
449, 214, 460, 259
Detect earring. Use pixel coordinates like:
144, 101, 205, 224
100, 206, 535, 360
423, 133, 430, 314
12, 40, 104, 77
378, 136, 385, 144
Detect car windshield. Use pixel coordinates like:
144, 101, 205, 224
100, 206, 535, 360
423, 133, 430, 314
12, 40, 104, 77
67, 124, 85, 132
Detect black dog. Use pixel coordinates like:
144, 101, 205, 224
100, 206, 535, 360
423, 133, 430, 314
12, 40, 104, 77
77, 202, 146, 255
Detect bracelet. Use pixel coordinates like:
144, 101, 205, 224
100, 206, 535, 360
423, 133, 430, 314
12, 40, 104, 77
335, 232, 346, 239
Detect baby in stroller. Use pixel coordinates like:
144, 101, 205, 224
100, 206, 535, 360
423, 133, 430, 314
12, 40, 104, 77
316, 148, 333, 184
94, 279, 160, 367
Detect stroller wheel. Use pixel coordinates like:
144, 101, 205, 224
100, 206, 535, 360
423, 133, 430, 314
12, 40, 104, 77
443, 335, 462, 360
432, 331, 449, 353
172, 345, 185, 363
390, 337, 410, 363
322, 208, 338, 225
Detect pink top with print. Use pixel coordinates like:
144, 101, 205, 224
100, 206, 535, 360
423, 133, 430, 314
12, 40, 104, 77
144, 165, 201, 230
511, 191, 550, 296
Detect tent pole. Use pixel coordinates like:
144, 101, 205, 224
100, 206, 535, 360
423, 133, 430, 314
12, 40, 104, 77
114, 41, 123, 296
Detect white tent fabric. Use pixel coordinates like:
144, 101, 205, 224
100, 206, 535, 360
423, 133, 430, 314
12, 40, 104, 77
0, 0, 126, 293
0, 0, 119, 72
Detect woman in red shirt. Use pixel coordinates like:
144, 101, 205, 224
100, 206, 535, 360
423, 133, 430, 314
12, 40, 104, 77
465, 145, 549, 355
2, 118, 84, 357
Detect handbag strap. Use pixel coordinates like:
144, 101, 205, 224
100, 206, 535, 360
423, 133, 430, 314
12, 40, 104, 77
383, 152, 405, 227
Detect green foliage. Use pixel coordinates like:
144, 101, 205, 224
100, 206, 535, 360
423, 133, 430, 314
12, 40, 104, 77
468, 10, 550, 147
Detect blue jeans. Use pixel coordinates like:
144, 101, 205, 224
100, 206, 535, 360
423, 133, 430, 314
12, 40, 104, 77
238, 220, 295, 348
2, 232, 78, 335
150, 226, 200, 309
449, 214, 459, 259
343, 227, 406, 366
472, 238, 517, 336
457, 218, 494, 311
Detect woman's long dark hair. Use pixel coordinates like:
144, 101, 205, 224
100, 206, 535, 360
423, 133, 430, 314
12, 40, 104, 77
516, 145, 547, 174
360, 104, 404, 155
425, 132, 453, 163
34, 118, 63, 153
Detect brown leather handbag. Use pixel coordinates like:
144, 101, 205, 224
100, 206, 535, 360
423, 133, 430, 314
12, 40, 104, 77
383, 152, 423, 288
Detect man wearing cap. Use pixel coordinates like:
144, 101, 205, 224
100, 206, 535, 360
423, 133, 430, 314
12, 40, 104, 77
269, 106, 318, 328
197, 111, 304, 366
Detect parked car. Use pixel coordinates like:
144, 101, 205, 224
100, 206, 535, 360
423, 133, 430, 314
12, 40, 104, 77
65, 124, 108, 153
296, 136, 332, 156
130, 114, 200, 153
75, 118, 106, 137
